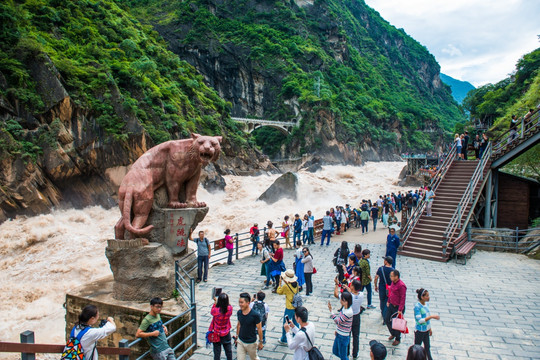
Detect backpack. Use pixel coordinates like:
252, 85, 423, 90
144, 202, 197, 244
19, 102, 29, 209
286, 283, 303, 308
61, 326, 93, 360
252, 301, 267, 327
300, 327, 325, 360
333, 248, 346, 267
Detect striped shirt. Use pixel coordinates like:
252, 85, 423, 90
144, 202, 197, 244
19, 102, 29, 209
330, 306, 353, 336
414, 302, 431, 332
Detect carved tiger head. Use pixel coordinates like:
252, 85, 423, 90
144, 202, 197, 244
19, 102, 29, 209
190, 133, 222, 164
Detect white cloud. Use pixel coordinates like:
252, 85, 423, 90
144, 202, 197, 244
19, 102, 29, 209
441, 44, 463, 57
364, 0, 540, 86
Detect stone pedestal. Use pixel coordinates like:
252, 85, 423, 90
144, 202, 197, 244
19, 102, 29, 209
106, 239, 175, 301
65, 276, 190, 360
146, 207, 209, 255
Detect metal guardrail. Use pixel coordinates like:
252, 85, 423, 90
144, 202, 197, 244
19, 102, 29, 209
442, 142, 492, 255
491, 109, 540, 157
400, 142, 458, 248
469, 227, 540, 253
0, 331, 130, 359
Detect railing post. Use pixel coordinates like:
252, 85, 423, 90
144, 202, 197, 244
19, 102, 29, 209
515, 227, 519, 253
175, 260, 179, 293
235, 233, 239, 260
467, 223, 472, 242
119, 339, 129, 360
20, 331, 35, 360
458, 205, 462, 229
520, 117, 524, 139
442, 234, 448, 255
190, 278, 197, 350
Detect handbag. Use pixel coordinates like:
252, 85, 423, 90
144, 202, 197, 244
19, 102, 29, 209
391, 312, 408, 333
312, 266, 317, 274
300, 328, 325, 360
206, 318, 221, 343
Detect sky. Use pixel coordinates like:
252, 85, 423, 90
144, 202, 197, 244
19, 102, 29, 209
364, 0, 540, 87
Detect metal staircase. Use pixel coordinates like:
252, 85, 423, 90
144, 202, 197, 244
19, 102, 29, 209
399, 144, 490, 261
399, 108, 540, 262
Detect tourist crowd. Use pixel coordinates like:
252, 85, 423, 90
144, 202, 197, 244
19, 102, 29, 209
192, 195, 439, 360
66, 192, 439, 360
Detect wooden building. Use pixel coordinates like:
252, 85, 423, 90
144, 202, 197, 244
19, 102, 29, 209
497, 172, 540, 229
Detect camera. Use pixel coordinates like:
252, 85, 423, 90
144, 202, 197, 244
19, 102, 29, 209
285, 315, 290, 323
99, 319, 107, 328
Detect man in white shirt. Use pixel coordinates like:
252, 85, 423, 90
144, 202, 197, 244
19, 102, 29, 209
307, 211, 315, 244
425, 186, 435, 217
283, 306, 315, 360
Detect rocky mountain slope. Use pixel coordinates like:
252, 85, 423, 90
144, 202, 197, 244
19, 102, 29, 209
440, 73, 475, 104
0, 0, 274, 222
124, 0, 463, 159
0, 0, 464, 221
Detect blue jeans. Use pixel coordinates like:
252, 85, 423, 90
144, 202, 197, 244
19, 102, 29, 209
308, 227, 314, 243
379, 286, 388, 321
361, 219, 368, 233
321, 229, 331, 245
332, 333, 350, 360
302, 231, 308, 244
364, 282, 372, 306
293, 231, 301, 247
280, 308, 299, 343
382, 214, 388, 227
264, 262, 271, 286
251, 236, 259, 254
227, 248, 233, 265
372, 218, 377, 231
197, 255, 209, 281
336, 220, 341, 232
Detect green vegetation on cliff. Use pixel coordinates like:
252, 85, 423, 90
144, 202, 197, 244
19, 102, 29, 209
464, 48, 540, 132
0, 0, 240, 161
123, 0, 463, 155
464, 47, 540, 181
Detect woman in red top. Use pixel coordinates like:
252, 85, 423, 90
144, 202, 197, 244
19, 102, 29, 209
269, 240, 285, 293
211, 293, 233, 360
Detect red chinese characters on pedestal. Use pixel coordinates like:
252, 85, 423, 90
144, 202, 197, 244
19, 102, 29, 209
169, 214, 188, 251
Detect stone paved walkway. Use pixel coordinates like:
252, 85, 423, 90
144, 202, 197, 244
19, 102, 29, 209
190, 228, 540, 360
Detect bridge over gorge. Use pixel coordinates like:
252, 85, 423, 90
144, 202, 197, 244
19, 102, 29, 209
231, 117, 299, 134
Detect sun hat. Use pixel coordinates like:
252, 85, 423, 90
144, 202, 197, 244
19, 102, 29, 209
280, 269, 298, 283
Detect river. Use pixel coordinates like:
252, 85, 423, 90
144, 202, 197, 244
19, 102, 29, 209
0, 161, 407, 344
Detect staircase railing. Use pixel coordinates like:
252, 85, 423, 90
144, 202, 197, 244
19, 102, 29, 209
442, 141, 492, 255
400, 142, 458, 249
491, 109, 539, 158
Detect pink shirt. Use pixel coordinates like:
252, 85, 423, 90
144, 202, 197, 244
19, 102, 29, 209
388, 279, 407, 311
225, 235, 234, 250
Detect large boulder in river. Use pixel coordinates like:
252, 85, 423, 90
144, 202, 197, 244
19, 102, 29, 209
258, 172, 298, 204
300, 156, 322, 173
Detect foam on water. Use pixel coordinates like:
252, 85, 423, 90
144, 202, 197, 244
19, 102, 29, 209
0, 161, 407, 344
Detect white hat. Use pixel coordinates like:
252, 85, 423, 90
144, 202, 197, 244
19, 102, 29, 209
281, 269, 298, 283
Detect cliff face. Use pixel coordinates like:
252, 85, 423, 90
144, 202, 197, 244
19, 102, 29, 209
0, 0, 275, 222
127, 0, 462, 160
